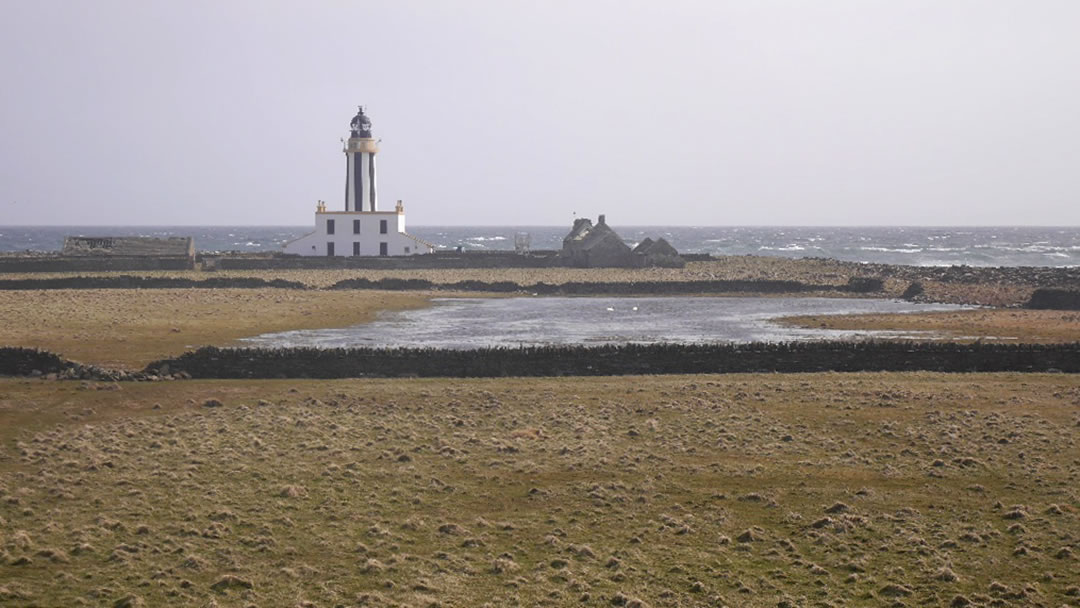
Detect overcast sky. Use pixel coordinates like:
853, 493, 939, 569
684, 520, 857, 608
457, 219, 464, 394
2, 1, 1078, 226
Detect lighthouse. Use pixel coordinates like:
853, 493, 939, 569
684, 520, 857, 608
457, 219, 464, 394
283, 106, 434, 257
345, 106, 379, 212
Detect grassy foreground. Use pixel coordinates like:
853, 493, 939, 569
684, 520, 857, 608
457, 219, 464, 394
1, 373, 1078, 607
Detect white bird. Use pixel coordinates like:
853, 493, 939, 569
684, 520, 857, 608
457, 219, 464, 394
606, 306, 615, 312
632, 306, 639, 311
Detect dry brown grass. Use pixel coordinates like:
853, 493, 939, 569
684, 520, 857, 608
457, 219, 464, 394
0, 289, 431, 369
1, 373, 1077, 607
781, 309, 1080, 343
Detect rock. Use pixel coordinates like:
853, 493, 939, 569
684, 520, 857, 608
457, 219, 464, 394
203, 399, 223, 408
210, 575, 254, 592
936, 567, 959, 582
113, 595, 144, 608
879, 583, 912, 597
901, 281, 925, 300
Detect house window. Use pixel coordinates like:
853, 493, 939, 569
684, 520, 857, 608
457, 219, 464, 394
352, 242, 360, 256
405, 246, 411, 254
326, 242, 335, 256
379, 219, 388, 234
326, 219, 335, 235
379, 242, 388, 256
353, 219, 360, 234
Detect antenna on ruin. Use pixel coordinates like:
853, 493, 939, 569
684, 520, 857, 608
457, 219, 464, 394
514, 232, 532, 254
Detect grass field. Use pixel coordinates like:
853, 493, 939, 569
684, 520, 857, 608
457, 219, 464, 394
0, 262, 1076, 606
781, 309, 1080, 344
1, 373, 1078, 607
0, 289, 432, 369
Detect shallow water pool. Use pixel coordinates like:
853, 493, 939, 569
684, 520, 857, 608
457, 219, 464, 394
240, 296, 970, 349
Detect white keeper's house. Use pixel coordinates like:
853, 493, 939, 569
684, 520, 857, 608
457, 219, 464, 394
284, 106, 434, 257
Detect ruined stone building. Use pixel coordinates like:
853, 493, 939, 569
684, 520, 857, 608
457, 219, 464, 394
561, 215, 634, 267
561, 215, 684, 268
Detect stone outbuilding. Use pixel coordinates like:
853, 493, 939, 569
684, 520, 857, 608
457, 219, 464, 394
561, 215, 634, 267
561, 215, 683, 268
632, 237, 683, 267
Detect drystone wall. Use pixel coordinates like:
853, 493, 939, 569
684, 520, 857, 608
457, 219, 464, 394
63, 236, 195, 257
0, 276, 307, 290
327, 276, 884, 295
1026, 289, 1080, 310
215, 251, 561, 270
0, 256, 195, 272
146, 342, 1080, 379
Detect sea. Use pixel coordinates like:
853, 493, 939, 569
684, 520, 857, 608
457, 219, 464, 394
1, 225, 1078, 267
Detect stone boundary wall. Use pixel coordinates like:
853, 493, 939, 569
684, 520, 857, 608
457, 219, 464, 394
0, 276, 307, 290
1026, 289, 1080, 310
146, 342, 1080, 378
5, 342, 1077, 380
0, 347, 71, 376
0, 275, 883, 294
0, 347, 159, 381
0, 256, 195, 273
214, 251, 562, 270
327, 276, 884, 295
63, 236, 194, 257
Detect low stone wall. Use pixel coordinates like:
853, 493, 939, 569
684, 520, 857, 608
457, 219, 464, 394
0, 347, 71, 376
0, 275, 882, 295
0, 347, 154, 381
146, 342, 1079, 379
63, 236, 194, 257
214, 251, 562, 270
0, 256, 195, 273
0, 276, 307, 290
1026, 288, 1080, 310
328, 276, 884, 295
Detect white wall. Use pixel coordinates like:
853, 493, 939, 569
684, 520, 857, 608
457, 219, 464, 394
283, 212, 431, 256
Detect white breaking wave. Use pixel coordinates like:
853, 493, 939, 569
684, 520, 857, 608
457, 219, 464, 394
860, 246, 923, 253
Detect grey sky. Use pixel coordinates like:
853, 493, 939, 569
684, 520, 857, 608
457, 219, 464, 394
2, 1, 1078, 226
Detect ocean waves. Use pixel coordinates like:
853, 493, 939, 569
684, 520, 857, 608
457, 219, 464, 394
1, 225, 1077, 267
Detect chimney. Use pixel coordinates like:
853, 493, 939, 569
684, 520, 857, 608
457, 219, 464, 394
598, 214, 606, 225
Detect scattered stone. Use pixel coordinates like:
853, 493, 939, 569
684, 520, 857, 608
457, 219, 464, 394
210, 575, 254, 592
278, 485, 307, 498
879, 583, 913, 597
935, 567, 959, 582
113, 595, 144, 608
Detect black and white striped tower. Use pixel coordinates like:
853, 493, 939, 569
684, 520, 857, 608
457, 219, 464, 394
344, 106, 379, 212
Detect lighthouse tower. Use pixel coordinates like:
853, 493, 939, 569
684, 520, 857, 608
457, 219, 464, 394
345, 106, 379, 212
282, 105, 434, 257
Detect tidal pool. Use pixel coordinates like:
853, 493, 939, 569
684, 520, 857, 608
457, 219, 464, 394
240, 296, 971, 349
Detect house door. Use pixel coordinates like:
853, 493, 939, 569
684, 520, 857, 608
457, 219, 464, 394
326, 242, 335, 256
379, 242, 388, 256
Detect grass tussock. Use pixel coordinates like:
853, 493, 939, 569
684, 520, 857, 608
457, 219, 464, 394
0, 373, 1077, 606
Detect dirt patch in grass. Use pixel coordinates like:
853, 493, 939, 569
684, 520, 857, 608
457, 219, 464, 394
780, 309, 1080, 343
0, 289, 431, 369
1, 373, 1077, 607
